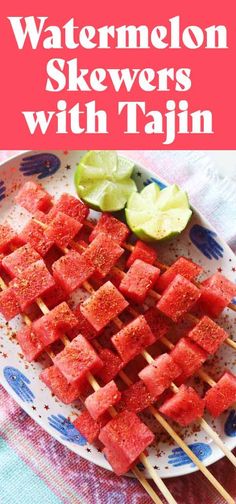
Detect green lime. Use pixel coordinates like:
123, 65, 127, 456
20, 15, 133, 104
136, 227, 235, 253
74, 150, 137, 211
125, 183, 192, 241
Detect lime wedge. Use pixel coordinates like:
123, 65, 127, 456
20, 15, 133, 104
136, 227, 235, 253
75, 151, 137, 211
125, 182, 192, 241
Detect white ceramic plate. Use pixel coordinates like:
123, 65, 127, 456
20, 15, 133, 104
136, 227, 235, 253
0, 150, 235, 479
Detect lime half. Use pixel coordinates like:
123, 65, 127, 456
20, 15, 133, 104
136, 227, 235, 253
75, 151, 137, 211
126, 183, 192, 241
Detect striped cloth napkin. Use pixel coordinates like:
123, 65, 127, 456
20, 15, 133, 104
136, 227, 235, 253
0, 150, 235, 504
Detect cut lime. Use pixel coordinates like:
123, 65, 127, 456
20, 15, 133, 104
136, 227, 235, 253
75, 150, 137, 211
126, 182, 192, 241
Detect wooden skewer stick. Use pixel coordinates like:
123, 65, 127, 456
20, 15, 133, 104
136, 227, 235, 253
91, 342, 236, 504
84, 219, 236, 314
22, 290, 176, 504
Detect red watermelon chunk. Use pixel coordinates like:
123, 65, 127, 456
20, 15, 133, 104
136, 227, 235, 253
15, 181, 52, 213
20, 219, 53, 257
118, 380, 154, 413
199, 273, 236, 318
54, 334, 103, 383
44, 212, 82, 249
205, 371, 236, 417
49, 193, 89, 222
157, 274, 201, 322
156, 257, 203, 293
159, 385, 205, 426
170, 337, 207, 382
12, 259, 55, 311
42, 282, 68, 309
83, 232, 123, 280
81, 281, 128, 332
33, 302, 78, 346
126, 240, 157, 269
40, 365, 85, 404
16, 326, 43, 362
89, 214, 130, 245
139, 353, 181, 398
0, 286, 21, 321
73, 409, 109, 444
85, 381, 121, 420
188, 316, 228, 354
2, 244, 40, 278
52, 250, 95, 294
97, 348, 123, 384
0, 224, 19, 253
119, 259, 160, 304
144, 307, 171, 341
111, 315, 155, 363
69, 304, 99, 341
99, 410, 154, 475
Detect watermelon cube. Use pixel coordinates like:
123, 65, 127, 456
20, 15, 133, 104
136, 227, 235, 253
199, 273, 236, 318
40, 365, 85, 404
159, 385, 205, 426
126, 240, 157, 269
0, 286, 21, 321
54, 334, 103, 383
69, 304, 98, 341
156, 257, 203, 293
81, 281, 128, 332
118, 380, 154, 413
89, 214, 130, 246
16, 326, 43, 362
139, 353, 181, 398
2, 244, 40, 278
33, 302, 78, 346
12, 259, 55, 310
205, 371, 236, 417
188, 316, 228, 354
73, 409, 108, 444
52, 250, 95, 294
170, 337, 207, 382
119, 259, 160, 304
49, 193, 89, 222
83, 232, 124, 279
15, 181, 52, 214
99, 410, 154, 475
97, 348, 123, 384
111, 315, 155, 363
44, 212, 82, 249
144, 307, 171, 341
20, 219, 53, 257
0, 224, 19, 253
157, 274, 201, 322
42, 282, 68, 309
85, 380, 121, 420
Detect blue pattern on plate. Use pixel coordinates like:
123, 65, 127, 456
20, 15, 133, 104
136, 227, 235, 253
144, 176, 167, 190
189, 224, 224, 260
168, 443, 212, 467
48, 414, 87, 445
3, 367, 35, 403
0, 180, 6, 201
20, 153, 61, 179
224, 410, 236, 437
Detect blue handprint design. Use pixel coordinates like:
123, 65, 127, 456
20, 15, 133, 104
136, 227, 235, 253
189, 224, 224, 260
144, 176, 167, 190
19, 153, 61, 179
3, 367, 35, 403
168, 442, 212, 467
224, 410, 236, 437
0, 180, 6, 201
48, 414, 87, 446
